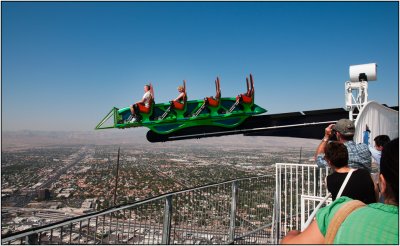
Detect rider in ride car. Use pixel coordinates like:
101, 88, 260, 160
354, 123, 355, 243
129, 84, 152, 122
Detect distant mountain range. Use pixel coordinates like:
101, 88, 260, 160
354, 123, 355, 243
2, 130, 320, 149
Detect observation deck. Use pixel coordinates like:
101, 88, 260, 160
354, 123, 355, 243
2, 163, 331, 245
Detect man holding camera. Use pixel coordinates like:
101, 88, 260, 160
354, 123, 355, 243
314, 119, 372, 172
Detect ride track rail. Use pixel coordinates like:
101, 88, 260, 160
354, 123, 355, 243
146, 107, 352, 142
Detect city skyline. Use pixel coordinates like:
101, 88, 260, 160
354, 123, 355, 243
2, 2, 398, 131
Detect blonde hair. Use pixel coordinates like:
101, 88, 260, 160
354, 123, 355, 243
177, 85, 184, 91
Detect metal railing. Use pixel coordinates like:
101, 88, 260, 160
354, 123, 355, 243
2, 163, 329, 244
275, 163, 329, 240
300, 195, 332, 231
2, 175, 277, 245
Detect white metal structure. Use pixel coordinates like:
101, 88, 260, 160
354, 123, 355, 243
275, 163, 329, 240
345, 63, 377, 120
300, 194, 332, 231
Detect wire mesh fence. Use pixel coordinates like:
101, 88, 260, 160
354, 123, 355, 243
2, 163, 327, 245
2, 175, 276, 245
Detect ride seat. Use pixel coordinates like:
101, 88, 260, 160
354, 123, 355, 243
172, 93, 187, 119
138, 99, 154, 122
137, 102, 151, 114
237, 94, 253, 104
205, 77, 221, 113
205, 97, 219, 107
237, 75, 254, 105
138, 84, 155, 122
172, 100, 185, 111
230, 74, 255, 114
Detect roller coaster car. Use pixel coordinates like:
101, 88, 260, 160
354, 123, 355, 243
95, 74, 267, 135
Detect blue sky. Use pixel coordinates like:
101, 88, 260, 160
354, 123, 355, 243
2, 2, 398, 131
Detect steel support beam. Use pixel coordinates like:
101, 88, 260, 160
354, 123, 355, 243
162, 195, 173, 244
229, 181, 238, 242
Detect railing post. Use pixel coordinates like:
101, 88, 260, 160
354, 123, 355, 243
229, 181, 238, 243
275, 164, 281, 244
162, 195, 172, 245
300, 195, 306, 231
316, 170, 320, 196
26, 233, 38, 244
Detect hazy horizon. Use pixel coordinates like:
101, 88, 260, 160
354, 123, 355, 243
2, 129, 321, 150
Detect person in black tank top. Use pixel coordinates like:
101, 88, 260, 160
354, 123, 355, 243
325, 141, 376, 204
